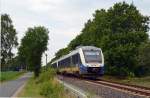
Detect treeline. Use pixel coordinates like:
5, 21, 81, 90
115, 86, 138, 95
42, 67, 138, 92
50, 2, 150, 77
1, 14, 49, 77
18, 26, 49, 77
1, 14, 19, 71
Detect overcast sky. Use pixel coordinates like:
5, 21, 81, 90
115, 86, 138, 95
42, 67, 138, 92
1, 0, 150, 65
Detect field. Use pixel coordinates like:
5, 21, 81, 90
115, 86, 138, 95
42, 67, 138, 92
102, 75, 150, 88
18, 68, 76, 98
0, 71, 25, 82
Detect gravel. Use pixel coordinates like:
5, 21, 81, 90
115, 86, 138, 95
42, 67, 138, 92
57, 75, 149, 98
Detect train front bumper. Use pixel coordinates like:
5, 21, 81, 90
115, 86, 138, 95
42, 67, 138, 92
87, 67, 104, 75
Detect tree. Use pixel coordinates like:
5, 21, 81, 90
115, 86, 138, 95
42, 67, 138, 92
1, 14, 18, 68
18, 26, 49, 77
50, 48, 70, 64
135, 41, 150, 76
51, 2, 149, 77
103, 2, 149, 76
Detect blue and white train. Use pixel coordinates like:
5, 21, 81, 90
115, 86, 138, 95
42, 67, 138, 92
51, 46, 104, 76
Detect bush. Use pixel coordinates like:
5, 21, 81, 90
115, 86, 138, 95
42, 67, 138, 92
36, 68, 56, 83
34, 68, 65, 98
40, 81, 64, 98
136, 42, 150, 76
106, 66, 135, 78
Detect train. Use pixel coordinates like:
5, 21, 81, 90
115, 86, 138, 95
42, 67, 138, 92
51, 46, 104, 76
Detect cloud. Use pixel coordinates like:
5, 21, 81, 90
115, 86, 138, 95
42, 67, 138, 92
27, 0, 61, 12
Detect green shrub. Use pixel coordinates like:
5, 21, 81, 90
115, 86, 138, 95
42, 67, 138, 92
134, 66, 150, 77
106, 66, 135, 78
18, 69, 64, 98
40, 81, 64, 98
136, 42, 150, 76
34, 68, 65, 98
36, 68, 56, 83
40, 81, 54, 97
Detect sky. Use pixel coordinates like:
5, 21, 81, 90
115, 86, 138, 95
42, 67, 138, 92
1, 0, 150, 65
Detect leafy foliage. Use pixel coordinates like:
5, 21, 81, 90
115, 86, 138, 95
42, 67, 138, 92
51, 2, 149, 77
1, 14, 18, 67
38, 68, 64, 98
18, 68, 66, 98
135, 41, 150, 76
18, 26, 49, 77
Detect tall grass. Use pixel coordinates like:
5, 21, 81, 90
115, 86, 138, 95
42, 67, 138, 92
0, 71, 25, 82
19, 68, 75, 98
102, 75, 150, 88
37, 68, 64, 98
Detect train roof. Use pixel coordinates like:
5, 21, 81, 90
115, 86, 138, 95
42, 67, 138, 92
76, 46, 101, 50
51, 46, 101, 64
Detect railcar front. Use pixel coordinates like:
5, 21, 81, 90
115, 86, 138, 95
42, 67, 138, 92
79, 47, 104, 76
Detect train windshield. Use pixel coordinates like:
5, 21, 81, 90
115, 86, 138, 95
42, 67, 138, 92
83, 50, 102, 63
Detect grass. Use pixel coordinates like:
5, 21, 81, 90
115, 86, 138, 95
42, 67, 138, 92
18, 77, 44, 97
0, 71, 25, 82
102, 75, 150, 88
18, 68, 76, 98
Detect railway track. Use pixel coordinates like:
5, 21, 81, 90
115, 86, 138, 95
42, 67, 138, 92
89, 79, 150, 96
58, 73, 150, 97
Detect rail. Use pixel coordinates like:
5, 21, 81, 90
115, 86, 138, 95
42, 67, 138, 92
57, 73, 150, 97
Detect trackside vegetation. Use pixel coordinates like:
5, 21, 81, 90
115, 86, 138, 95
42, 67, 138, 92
49, 2, 150, 77
135, 41, 150, 76
102, 75, 150, 88
0, 71, 25, 82
18, 26, 49, 77
1, 14, 18, 71
18, 68, 75, 98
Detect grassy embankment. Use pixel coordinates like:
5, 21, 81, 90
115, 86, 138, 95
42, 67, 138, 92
0, 71, 25, 82
102, 75, 150, 88
18, 68, 76, 98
